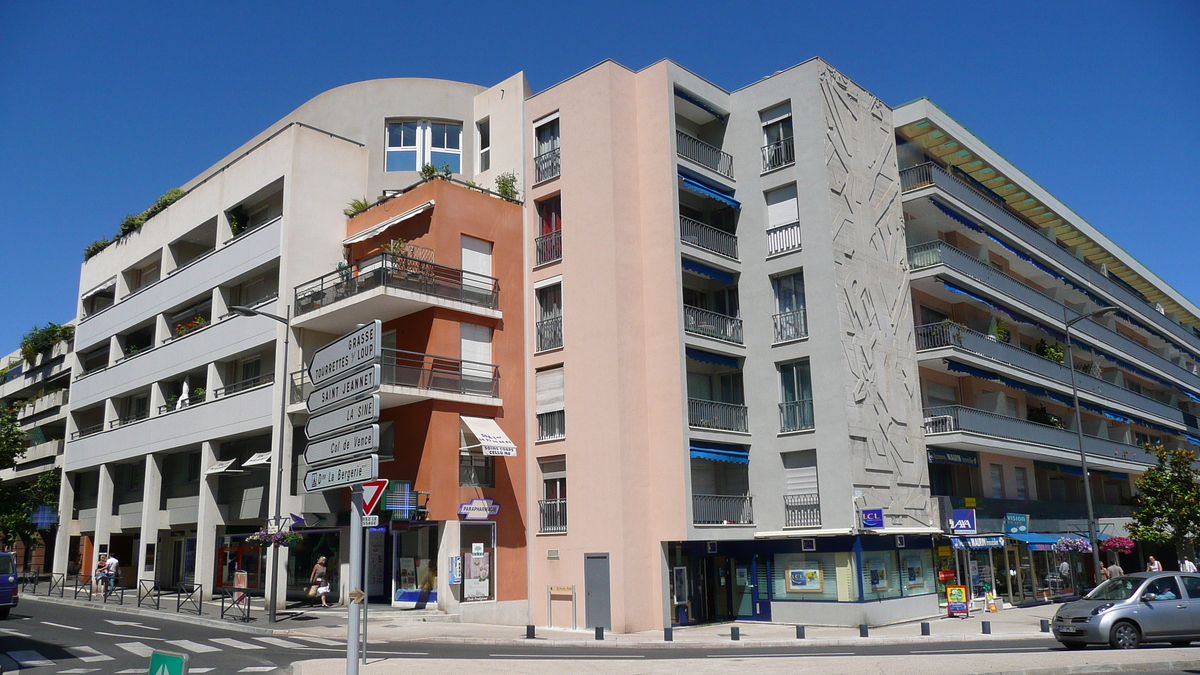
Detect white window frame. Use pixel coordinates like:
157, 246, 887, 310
477, 118, 490, 173
386, 119, 463, 173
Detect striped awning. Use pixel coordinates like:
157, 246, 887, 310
690, 441, 748, 464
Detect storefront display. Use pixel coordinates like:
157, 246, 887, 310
459, 523, 494, 602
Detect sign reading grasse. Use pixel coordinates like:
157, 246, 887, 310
307, 364, 381, 414
307, 320, 382, 387
305, 395, 379, 441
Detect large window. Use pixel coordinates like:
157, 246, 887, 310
477, 118, 490, 172
779, 360, 814, 431
536, 197, 562, 265
386, 120, 462, 173
539, 457, 566, 533
1015, 466, 1030, 500
534, 117, 561, 182
535, 283, 563, 352
535, 367, 565, 441
772, 271, 807, 343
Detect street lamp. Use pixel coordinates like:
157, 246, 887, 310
1064, 305, 1118, 587
229, 304, 291, 623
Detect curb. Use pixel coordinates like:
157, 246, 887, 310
22, 593, 290, 635
385, 631, 1055, 649
981, 659, 1200, 675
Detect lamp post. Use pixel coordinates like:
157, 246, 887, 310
1064, 305, 1118, 587
230, 304, 291, 623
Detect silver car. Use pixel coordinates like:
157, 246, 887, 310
1053, 571, 1200, 649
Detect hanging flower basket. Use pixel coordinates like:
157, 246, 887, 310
245, 528, 302, 548
1100, 536, 1135, 555
1054, 536, 1093, 554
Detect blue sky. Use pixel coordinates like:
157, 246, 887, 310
0, 1, 1196, 349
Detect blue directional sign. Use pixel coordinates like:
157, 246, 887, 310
861, 508, 884, 529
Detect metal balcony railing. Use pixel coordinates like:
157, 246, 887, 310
779, 400, 814, 432
288, 370, 311, 405
381, 349, 500, 398
213, 372, 275, 399
679, 215, 738, 260
535, 147, 561, 183
294, 252, 499, 317
923, 405, 1154, 465
537, 410, 565, 441
539, 498, 567, 533
762, 137, 795, 172
536, 316, 563, 352
684, 306, 743, 345
688, 398, 748, 432
766, 221, 801, 256
536, 230, 562, 265
773, 309, 808, 343
784, 493, 821, 527
693, 494, 753, 525
109, 410, 149, 429
69, 423, 104, 440
676, 131, 734, 179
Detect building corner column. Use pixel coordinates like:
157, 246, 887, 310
93, 464, 116, 557
52, 471, 74, 575
136, 454, 165, 586
194, 441, 221, 601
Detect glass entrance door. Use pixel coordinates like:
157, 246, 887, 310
733, 562, 754, 617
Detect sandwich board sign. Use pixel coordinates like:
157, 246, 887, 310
147, 649, 189, 674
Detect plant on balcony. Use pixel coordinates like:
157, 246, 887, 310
383, 237, 409, 257
1129, 443, 1200, 560
117, 188, 185, 238
174, 316, 208, 337
227, 212, 244, 236
245, 528, 302, 548
494, 172, 518, 200
1034, 338, 1065, 364
1053, 536, 1092, 553
990, 318, 1010, 343
419, 163, 452, 181
19, 323, 75, 364
123, 344, 143, 358
343, 198, 372, 217
192, 387, 206, 403
83, 237, 112, 261
1100, 536, 1135, 555
336, 262, 351, 283
1027, 405, 1066, 429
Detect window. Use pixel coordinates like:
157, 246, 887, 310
779, 361, 813, 431
535, 196, 562, 265
460, 323, 493, 392
765, 183, 800, 255
772, 272, 807, 342
924, 381, 958, 408
783, 450, 819, 527
920, 306, 949, 325
536, 367, 565, 441
539, 457, 566, 533
989, 464, 1005, 498
477, 119, 490, 172
534, 117, 561, 182
761, 103, 794, 171
535, 283, 563, 352
1014, 466, 1029, 500
186, 451, 202, 483
386, 120, 462, 173
459, 421, 494, 487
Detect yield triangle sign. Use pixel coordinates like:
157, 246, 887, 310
360, 479, 389, 516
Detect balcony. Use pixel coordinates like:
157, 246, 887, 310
684, 306, 743, 345
901, 161, 1200, 358
688, 398, 748, 433
938, 494, 1134, 522
17, 389, 69, 420
290, 349, 500, 408
923, 405, 1155, 467
537, 410, 565, 441
766, 221, 801, 257
536, 316, 563, 352
693, 494, 753, 525
779, 400, 814, 433
292, 252, 500, 333
535, 230, 561, 265
534, 148, 561, 183
773, 310, 808, 343
762, 137, 795, 173
916, 322, 1186, 425
212, 373, 275, 399
538, 498, 567, 533
109, 410, 149, 429
784, 493, 821, 527
680, 215, 738, 260
70, 423, 104, 440
676, 131, 734, 180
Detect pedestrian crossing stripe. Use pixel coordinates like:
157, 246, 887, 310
148, 649, 189, 675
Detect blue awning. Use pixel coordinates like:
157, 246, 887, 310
681, 257, 735, 286
1187, 434, 1200, 447
690, 441, 748, 464
951, 535, 1006, 550
931, 198, 984, 234
674, 88, 726, 121
685, 348, 739, 370
1007, 532, 1060, 551
680, 175, 740, 210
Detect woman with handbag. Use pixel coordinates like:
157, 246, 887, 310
309, 556, 330, 608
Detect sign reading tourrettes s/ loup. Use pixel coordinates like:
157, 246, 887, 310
307, 320, 382, 387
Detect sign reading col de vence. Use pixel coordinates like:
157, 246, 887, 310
305, 394, 379, 441
304, 424, 379, 467
307, 320, 382, 387
307, 364, 380, 414
304, 454, 379, 492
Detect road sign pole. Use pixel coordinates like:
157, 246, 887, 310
347, 486, 363, 675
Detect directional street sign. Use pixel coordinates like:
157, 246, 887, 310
307, 364, 381, 414
308, 320, 382, 387
360, 478, 388, 516
304, 425, 379, 468
303, 454, 379, 493
348, 588, 367, 604
305, 395, 379, 441
147, 650, 190, 675
361, 515, 380, 527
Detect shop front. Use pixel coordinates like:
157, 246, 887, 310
286, 527, 341, 603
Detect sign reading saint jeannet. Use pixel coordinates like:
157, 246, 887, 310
303, 454, 379, 492
306, 394, 379, 441
307, 364, 381, 414
304, 424, 379, 467
307, 320, 382, 387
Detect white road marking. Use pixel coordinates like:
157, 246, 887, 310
239, 668, 278, 673
60, 669, 102, 674
254, 637, 310, 649
165, 639, 222, 653
0, 628, 31, 637
42, 621, 82, 630
8, 650, 55, 667
193, 669, 216, 673
66, 645, 115, 662
910, 647, 1051, 654
116, 670, 145, 674
211, 637, 265, 649
292, 635, 344, 645
706, 652, 855, 658
488, 654, 647, 659
98, 631, 167, 640
105, 619, 160, 630
116, 642, 156, 657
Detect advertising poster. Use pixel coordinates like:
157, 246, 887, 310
946, 585, 969, 616
398, 557, 416, 591
464, 551, 490, 601
904, 558, 925, 589
673, 566, 688, 604
868, 559, 889, 591
787, 563, 822, 592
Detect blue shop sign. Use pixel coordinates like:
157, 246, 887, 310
1004, 513, 1029, 535
928, 449, 979, 467
861, 509, 884, 529
951, 536, 1006, 550
950, 508, 977, 534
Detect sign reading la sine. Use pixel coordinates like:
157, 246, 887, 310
307, 320, 382, 387
304, 424, 379, 467
303, 454, 379, 493
305, 394, 379, 441
307, 364, 380, 413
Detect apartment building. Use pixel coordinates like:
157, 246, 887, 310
0, 324, 75, 570
896, 99, 1200, 602
55, 74, 529, 620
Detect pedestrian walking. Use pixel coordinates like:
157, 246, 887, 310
93, 554, 108, 594
1182, 557, 1197, 573
1106, 561, 1124, 579
103, 554, 120, 596
1147, 556, 1163, 572
309, 556, 330, 608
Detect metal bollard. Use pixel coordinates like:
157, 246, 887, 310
796, 624, 805, 639
1040, 619, 1050, 633
731, 626, 740, 641
982, 621, 991, 635
526, 625, 536, 639
595, 626, 604, 640
859, 624, 869, 638
664, 627, 673, 642
921, 622, 931, 636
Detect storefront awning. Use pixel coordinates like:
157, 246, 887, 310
243, 451, 273, 468
460, 416, 517, 457
689, 441, 748, 464
755, 528, 854, 539
679, 175, 740, 210
204, 459, 243, 475
343, 200, 435, 245
1007, 532, 1059, 551
81, 277, 117, 301
680, 258, 735, 286
951, 535, 1006, 550
685, 348, 738, 369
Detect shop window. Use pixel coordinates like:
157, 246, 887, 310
899, 549, 936, 596
860, 550, 903, 601
460, 523, 495, 602
770, 551, 847, 602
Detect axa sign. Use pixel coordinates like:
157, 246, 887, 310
949, 508, 977, 534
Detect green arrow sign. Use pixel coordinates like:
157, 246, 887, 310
147, 650, 189, 675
